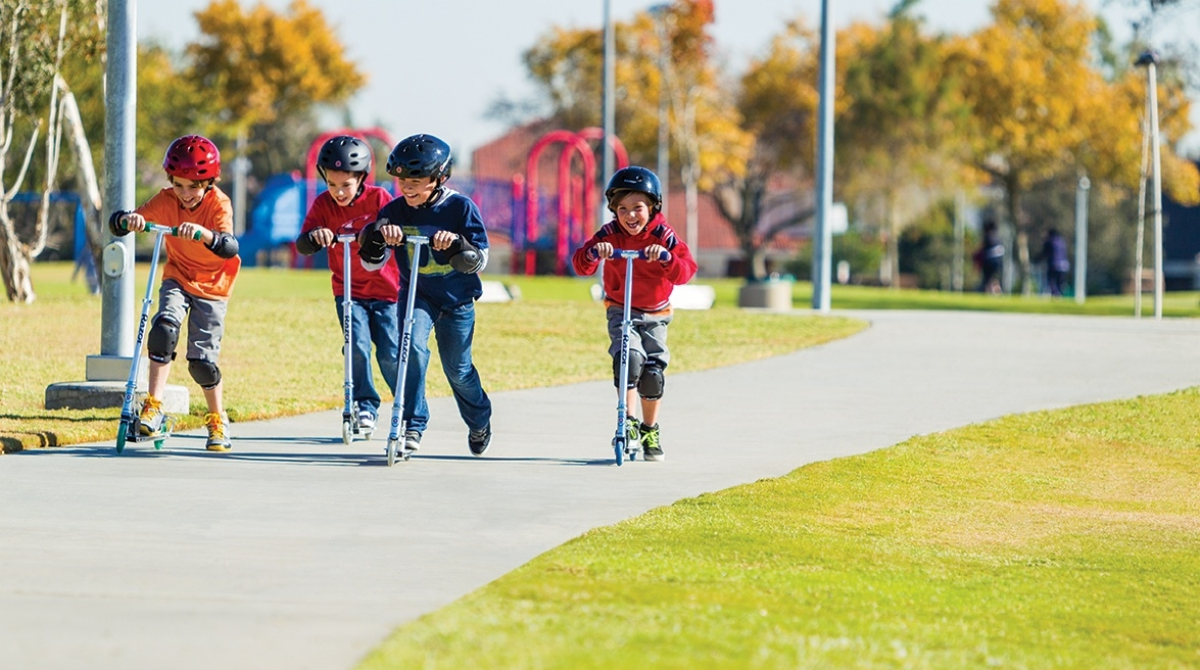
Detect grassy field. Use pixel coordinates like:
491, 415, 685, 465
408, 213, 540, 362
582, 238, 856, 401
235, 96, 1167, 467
0, 263, 864, 452
358, 387, 1200, 670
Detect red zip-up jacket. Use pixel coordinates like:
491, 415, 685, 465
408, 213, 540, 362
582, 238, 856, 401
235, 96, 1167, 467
572, 215, 697, 313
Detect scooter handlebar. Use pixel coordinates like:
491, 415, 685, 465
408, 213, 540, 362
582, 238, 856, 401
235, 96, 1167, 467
143, 222, 204, 241
615, 249, 670, 262
335, 233, 357, 244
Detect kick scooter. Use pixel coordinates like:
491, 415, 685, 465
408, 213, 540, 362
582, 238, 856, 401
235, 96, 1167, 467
335, 231, 367, 444
384, 235, 429, 466
611, 248, 668, 466
115, 222, 203, 454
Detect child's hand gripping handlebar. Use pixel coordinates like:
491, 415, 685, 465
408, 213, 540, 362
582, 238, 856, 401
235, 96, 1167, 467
615, 248, 670, 262
141, 222, 204, 241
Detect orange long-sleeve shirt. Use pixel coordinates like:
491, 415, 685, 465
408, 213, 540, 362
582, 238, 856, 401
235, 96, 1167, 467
135, 187, 241, 300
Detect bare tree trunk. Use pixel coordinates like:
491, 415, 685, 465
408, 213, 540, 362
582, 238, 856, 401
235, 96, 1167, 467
0, 203, 34, 303
60, 80, 103, 290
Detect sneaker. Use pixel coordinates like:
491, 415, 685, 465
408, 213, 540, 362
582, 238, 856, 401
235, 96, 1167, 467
403, 429, 422, 452
138, 395, 166, 436
468, 424, 492, 457
641, 422, 664, 462
205, 412, 232, 452
358, 411, 376, 432
625, 417, 641, 448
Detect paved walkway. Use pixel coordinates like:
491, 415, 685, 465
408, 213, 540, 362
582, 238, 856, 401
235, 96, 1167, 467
2, 310, 1198, 670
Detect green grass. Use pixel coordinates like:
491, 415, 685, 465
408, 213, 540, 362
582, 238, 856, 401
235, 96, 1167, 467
0, 263, 864, 452
358, 388, 1200, 670
690, 279, 1200, 317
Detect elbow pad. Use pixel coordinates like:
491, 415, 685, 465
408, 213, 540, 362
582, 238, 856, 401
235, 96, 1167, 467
295, 230, 321, 256
208, 232, 239, 259
108, 211, 133, 237
358, 223, 387, 264
448, 238, 487, 274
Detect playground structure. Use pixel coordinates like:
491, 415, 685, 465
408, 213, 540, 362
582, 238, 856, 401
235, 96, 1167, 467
515, 127, 628, 275
240, 127, 627, 276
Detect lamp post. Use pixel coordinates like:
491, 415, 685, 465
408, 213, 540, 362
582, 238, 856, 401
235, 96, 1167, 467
811, 0, 835, 313
599, 0, 616, 229
1073, 175, 1089, 304
1136, 49, 1164, 320
649, 3, 671, 224
97, 0, 136, 372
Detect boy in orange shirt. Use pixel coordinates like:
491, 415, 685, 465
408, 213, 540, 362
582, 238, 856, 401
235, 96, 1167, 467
108, 135, 242, 451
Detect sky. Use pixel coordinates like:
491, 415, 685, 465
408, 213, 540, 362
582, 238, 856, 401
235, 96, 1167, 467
136, 0, 1192, 167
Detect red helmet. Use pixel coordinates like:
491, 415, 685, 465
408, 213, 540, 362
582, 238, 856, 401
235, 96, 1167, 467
163, 135, 221, 180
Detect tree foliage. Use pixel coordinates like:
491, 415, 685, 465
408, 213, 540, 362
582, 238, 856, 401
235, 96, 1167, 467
0, 0, 104, 303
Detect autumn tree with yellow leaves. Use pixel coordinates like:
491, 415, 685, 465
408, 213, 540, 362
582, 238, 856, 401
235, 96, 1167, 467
954, 0, 1198, 293
187, 0, 366, 179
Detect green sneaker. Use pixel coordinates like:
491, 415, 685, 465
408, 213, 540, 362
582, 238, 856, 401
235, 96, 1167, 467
641, 422, 664, 462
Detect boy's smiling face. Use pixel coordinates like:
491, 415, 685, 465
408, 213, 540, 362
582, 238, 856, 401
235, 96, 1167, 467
170, 176, 209, 210
399, 176, 438, 206
324, 169, 363, 207
613, 191, 653, 236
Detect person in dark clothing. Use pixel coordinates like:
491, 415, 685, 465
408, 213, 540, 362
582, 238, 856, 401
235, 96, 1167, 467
974, 220, 1004, 294
1042, 228, 1070, 297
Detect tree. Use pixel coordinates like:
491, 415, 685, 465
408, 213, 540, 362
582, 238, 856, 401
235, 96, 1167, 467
522, 0, 749, 238
712, 19, 820, 280
186, 0, 366, 181
0, 0, 103, 303
835, 4, 976, 288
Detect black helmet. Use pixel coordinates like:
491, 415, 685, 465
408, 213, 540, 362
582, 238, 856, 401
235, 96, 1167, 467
317, 135, 373, 179
605, 166, 662, 213
386, 134, 453, 182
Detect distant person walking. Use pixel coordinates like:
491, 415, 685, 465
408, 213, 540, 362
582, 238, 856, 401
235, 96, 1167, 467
974, 220, 1004, 295
1042, 228, 1070, 297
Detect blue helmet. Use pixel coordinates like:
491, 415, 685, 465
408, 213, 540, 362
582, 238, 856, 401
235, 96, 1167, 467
605, 166, 662, 214
386, 134, 453, 182
317, 135, 373, 179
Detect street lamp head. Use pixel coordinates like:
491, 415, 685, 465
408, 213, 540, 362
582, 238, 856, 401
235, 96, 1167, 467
1135, 49, 1161, 67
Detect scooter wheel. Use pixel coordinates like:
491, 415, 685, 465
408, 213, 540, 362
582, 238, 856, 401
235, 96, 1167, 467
342, 421, 353, 445
116, 423, 128, 454
386, 438, 398, 467
154, 438, 165, 451
612, 436, 625, 466
363, 430, 374, 441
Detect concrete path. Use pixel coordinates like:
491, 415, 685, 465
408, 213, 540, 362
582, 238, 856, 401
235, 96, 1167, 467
2, 310, 1197, 670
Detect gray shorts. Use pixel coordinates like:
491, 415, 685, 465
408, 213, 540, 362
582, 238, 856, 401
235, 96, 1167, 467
155, 279, 228, 364
606, 305, 672, 367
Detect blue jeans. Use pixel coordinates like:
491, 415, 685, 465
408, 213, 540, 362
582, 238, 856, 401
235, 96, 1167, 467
334, 298, 400, 417
401, 296, 491, 434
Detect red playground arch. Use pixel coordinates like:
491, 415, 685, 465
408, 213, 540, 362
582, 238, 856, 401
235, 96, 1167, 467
517, 128, 628, 275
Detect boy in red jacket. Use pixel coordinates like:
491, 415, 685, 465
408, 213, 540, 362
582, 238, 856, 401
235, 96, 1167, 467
572, 166, 697, 462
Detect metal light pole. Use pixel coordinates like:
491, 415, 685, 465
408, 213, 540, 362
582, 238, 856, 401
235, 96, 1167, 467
94, 0, 137, 378
811, 0, 835, 313
1073, 175, 1089, 304
649, 3, 671, 224
1137, 49, 1164, 320
599, 0, 616, 229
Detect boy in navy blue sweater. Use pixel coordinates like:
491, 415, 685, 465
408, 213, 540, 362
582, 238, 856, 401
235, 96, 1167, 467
358, 134, 493, 455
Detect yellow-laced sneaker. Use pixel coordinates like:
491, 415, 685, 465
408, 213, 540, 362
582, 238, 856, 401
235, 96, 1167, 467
641, 422, 664, 462
138, 395, 166, 436
204, 412, 232, 452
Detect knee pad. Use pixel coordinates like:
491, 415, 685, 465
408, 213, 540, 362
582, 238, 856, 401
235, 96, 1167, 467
187, 358, 222, 390
638, 361, 665, 400
146, 317, 179, 363
613, 349, 645, 389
